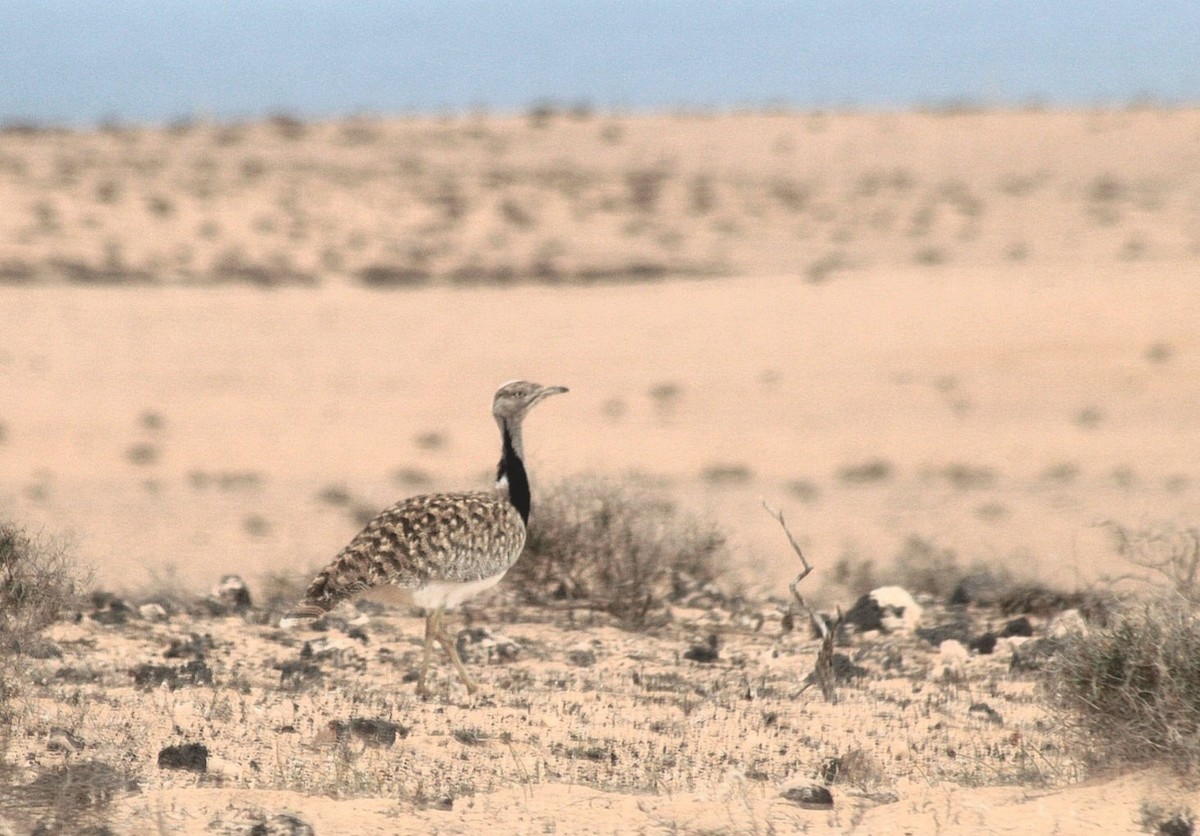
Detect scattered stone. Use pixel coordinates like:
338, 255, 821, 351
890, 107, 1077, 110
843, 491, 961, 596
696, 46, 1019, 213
457, 627, 520, 664
1047, 609, 1088, 639
683, 633, 720, 664
819, 748, 887, 787
968, 632, 998, 654
782, 783, 834, 809
203, 574, 252, 615
89, 592, 132, 626
157, 743, 208, 772
249, 814, 316, 836
137, 602, 169, 622
328, 718, 408, 747
1000, 616, 1033, 638
939, 640, 969, 663
347, 626, 369, 643
968, 702, 1003, 724
846, 587, 922, 633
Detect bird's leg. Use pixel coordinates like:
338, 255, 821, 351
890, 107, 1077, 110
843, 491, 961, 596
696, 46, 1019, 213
416, 609, 440, 697
436, 616, 478, 695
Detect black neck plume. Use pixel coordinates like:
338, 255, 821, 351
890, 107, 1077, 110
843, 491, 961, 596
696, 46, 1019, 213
497, 425, 531, 524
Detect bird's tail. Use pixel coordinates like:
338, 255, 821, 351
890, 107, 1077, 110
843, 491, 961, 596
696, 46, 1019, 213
278, 556, 376, 628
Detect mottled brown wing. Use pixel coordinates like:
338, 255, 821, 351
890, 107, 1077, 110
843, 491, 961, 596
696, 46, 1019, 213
285, 491, 524, 621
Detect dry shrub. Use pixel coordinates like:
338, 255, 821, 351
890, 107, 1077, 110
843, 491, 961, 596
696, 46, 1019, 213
514, 476, 727, 628
0, 523, 81, 653
1104, 522, 1200, 603
0, 523, 85, 720
1049, 596, 1200, 773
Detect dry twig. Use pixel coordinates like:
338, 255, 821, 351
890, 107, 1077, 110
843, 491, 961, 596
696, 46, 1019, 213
762, 500, 842, 702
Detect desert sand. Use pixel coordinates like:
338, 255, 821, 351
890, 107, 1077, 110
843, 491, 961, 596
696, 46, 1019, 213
2, 108, 1200, 832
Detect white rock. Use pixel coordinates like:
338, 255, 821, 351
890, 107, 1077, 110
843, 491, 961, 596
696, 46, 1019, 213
938, 639, 969, 662
1047, 609, 1088, 639
872, 586, 923, 632
138, 602, 168, 622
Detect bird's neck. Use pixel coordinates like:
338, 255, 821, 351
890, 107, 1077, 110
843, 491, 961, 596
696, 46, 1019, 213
495, 420, 531, 525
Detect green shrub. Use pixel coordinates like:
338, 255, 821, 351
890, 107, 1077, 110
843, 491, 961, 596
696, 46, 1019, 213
514, 476, 727, 628
1048, 597, 1200, 772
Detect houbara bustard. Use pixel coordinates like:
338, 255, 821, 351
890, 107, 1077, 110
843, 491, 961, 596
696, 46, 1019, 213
282, 380, 568, 695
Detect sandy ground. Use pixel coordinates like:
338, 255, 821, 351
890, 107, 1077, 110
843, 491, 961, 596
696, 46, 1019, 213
3, 590, 1194, 835
2, 264, 1198, 601
3, 109, 1200, 831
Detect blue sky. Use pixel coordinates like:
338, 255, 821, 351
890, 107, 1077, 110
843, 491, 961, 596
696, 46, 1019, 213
2, 1, 1198, 124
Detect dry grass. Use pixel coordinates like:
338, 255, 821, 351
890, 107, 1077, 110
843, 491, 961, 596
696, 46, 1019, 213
513, 475, 728, 627
1049, 596, 1200, 774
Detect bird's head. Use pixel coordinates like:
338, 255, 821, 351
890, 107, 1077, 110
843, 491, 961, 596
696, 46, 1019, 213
492, 380, 569, 424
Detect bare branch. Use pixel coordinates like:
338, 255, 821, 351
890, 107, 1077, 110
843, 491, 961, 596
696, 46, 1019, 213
762, 500, 812, 584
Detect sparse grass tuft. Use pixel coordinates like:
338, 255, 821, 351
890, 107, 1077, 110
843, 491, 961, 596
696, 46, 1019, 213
515, 475, 728, 628
1049, 595, 1200, 773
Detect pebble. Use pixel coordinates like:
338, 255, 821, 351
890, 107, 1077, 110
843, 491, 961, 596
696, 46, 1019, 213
782, 783, 834, 809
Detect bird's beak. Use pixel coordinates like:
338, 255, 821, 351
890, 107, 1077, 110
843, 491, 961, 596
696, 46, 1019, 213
531, 385, 568, 405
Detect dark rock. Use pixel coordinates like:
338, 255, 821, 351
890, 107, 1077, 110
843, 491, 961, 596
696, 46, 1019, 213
249, 814, 316, 836
968, 633, 998, 654
211, 574, 252, 612
782, 784, 834, 809
89, 592, 132, 625
968, 702, 1003, 724
328, 718, 408, 747
844, 595, 884, 632
1000, 616, 1034, 638
132, 663, 177, 689
347, 626, 369, 643
846, 587, 922, 633
1158, 814, 1195, 836
157, 743, 208, 772
831, 653, 868, 681
683, 634, 721, 664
